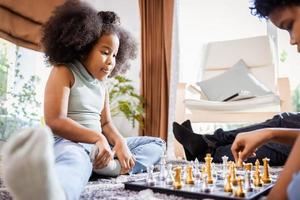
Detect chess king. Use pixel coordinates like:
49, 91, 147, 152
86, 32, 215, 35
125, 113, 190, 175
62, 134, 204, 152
231, 3, 300, 200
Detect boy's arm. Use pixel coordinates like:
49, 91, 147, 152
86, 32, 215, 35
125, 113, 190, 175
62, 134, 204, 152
231, 128, 300, 161
267, 135, 300, 200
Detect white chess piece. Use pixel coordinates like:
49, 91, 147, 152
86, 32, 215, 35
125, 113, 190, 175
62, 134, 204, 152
244, 171, 253, 192
202, 174, 211, 193
165, 164, 174, 185
146, 165, 156, 186
159, 153, 167, 181
222, 155, 228, 179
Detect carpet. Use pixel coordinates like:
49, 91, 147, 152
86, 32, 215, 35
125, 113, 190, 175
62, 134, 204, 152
0, 160, 193, 200
0, 159, 282, 200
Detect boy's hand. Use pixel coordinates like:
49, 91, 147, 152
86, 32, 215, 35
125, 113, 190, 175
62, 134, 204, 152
231, 129, 271, 163
113, 140, 135, 174
93, 138, 114, 169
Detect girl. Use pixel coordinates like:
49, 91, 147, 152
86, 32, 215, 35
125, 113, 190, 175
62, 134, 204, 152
2, 1, 165, 200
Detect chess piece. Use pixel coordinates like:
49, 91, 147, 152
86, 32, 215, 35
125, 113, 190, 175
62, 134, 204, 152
186, 165, 194, 185
202, 174, 211, 193
235, 177, 245, 197
173, 166, 183, 189
181, 165, 187, 182
222, 155, 228, 179
204, 154, 214, 184
146, 165, 156, 186
193, 159, 201, 181
253, 159, 260, 179
200, 165, 206, 181
230, 163, 238, 186
224, 174, 233, 193
253, 159, 263, 187
262, 157, 271, 184
165, 164, 174, 185
159, 153, 167, 181
236, 152, 243, 168
244, 163, 253, 171
244, 170, 253, 192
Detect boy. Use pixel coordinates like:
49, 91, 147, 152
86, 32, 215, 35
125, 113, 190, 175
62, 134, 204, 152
232, 1, 300, 200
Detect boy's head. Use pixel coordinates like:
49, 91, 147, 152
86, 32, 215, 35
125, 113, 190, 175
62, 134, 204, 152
251, 0, 300, 51
251, 0, 300, 19
41, 1, 137, 77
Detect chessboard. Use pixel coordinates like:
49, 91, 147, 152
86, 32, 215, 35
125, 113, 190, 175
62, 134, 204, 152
125, 154, 282, 200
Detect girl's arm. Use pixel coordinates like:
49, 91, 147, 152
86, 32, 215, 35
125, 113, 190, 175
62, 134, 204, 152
100, 90, 124, 146
267, 135, 300, 200
44, 66, 105, 143
100, 90, 135, 172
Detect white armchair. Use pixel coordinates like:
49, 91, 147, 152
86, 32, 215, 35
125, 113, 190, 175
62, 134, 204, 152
174, 35, 292, 158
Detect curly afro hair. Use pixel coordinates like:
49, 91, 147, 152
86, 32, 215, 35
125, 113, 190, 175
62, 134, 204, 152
41, 0, 137, 77
250, 0, 300, 19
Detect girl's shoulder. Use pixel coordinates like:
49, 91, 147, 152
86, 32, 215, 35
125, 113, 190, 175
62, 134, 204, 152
49, 64, 75, 87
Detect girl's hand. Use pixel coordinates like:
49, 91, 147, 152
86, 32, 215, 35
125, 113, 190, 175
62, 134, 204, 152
113, 140, 135, 174
231, 129, 271, 162
93, 138, 114, 169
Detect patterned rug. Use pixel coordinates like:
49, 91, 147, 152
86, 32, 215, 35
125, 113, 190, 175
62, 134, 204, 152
0, 160, 193, 200
0, 160, 282, 200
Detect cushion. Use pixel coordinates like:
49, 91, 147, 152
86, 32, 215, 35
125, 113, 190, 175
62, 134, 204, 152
196, 59, 272, 102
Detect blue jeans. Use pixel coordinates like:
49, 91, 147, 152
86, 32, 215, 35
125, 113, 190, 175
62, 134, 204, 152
288, 171, 300, 200
54, 136, 165, 200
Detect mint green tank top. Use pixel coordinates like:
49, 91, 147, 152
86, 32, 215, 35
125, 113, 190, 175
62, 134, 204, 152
67, 60, 106, 133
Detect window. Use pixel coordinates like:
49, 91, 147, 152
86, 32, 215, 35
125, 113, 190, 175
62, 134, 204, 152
0, 39, 50, 140
178, 0, 267, 83
176, 0, 271, 133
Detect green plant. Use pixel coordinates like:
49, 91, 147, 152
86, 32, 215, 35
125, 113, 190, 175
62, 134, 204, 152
292, 84, 300, 112
107, 75, 145, 129
0, 41, 41, 140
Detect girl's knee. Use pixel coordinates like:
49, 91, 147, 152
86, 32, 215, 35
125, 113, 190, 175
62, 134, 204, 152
151, 137, 166, 155
154, 137, 166, 148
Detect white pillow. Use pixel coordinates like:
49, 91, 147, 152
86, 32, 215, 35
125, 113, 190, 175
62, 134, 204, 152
196, 59, 272, 102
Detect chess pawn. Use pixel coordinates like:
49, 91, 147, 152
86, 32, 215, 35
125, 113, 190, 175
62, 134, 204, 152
186, 165, 195, 185
235, 177, 245, 197
253, 170, 263, 187
202, 174, 211, 193
244, 170, 253, 192
181, 165, 187, 182
204, 154, 214, 184
159, 153, 167, 181
244, 163, 253, 171
236, 152, 243, 168
262, 157, 271, 184
173, 166, 183, 189
230, 164, 238, 186
193, 160, 201, 181
200, 165, 206, 181
159, 164, 167, 181
224, 174, 233, 193
146, 165, 156, 186
165, 164, 174, 185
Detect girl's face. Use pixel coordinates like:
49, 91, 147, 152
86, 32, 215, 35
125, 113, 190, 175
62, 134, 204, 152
269, 6, 300, 52
83, 33, 119, 80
